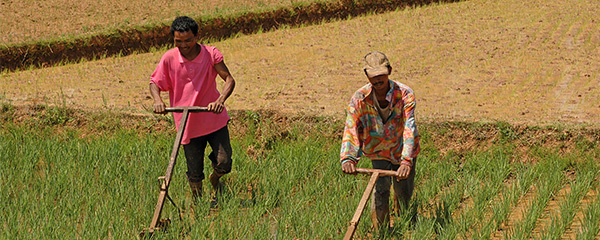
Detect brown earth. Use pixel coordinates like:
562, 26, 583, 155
1, 0, 599, 129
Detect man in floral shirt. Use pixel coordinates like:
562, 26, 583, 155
340, 51, 420, 230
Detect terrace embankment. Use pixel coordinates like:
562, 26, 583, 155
2, 104, 598, 162
0, 0, 461, 72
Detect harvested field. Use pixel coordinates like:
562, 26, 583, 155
1, 0, 331, 45
1, 0, 455, 71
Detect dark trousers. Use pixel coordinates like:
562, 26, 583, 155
370, 158, 417, 227
183, 125, 233, 183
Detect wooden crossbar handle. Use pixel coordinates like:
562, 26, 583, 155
165, 106, 209, 112
355, 168, 400, 177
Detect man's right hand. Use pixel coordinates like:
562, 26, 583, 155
149, 83, 166, 114
153, 101, 166, 114
341, 160, 357, 174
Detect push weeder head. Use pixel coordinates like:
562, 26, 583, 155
139, 218, 171, 239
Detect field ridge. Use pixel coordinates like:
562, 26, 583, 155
2, 104, 598, 156
0, 0, 460, 72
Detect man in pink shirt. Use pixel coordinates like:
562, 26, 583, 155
149, 16, 236, 202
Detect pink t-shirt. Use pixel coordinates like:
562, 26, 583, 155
150, 44, 230, 144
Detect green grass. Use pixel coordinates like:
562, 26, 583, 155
1, 110, 599, 239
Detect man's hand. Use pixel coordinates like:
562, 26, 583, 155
395, 164, 411, 181
207, 101, 225, 113
149, 83, 166, 114
341, 161, 357, 174
153, 101, 166, 114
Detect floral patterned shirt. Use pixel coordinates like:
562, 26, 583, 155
340, 80, 420, 166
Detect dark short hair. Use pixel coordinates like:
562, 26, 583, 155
170, 16, 199, 36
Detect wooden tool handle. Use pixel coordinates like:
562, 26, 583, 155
343, 172, 380, 240
165, 106, 209, 112
355, 168, 399, 177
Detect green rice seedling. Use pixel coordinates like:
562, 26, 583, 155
404, 155, 460, 237
0, 125, 171, 239
473, 158, 545, 239
2, 113, 600, 239
572, 158, 600, 240
412, 158, 457, 211
507, 157, 567, 239
409, 160, 470, 238
436, 147, 513, 239
409, 217, 437, 239
576, 190, 600, 240
540, 161, 597, 239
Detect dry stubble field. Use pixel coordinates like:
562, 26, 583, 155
1, 0, 599, 127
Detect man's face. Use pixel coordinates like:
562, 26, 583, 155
368, 74, 390, 92
173, 30, 198, 56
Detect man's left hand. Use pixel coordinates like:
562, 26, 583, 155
395, 164, 411, 181
207, 101, 225, 113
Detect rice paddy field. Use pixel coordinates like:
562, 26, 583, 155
1, 0, 599, 239
1, 109, 599, 239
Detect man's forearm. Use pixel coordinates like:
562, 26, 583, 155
149, 82, 163, 103
217, 76, 235, 104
